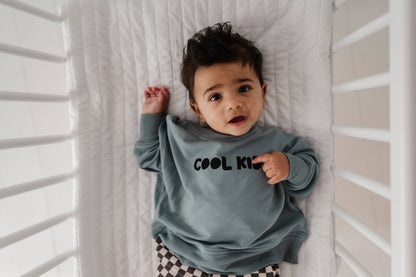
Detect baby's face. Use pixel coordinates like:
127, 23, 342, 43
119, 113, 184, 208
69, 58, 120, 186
190, 62, 267, 136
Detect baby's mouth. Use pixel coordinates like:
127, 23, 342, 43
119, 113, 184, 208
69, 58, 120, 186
228, 116, 247, 124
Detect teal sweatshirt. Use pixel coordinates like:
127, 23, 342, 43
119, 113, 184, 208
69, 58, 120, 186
134, 114, 319, 275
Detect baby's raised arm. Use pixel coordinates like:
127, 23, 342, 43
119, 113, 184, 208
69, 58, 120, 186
135, 86, 170, 173
142, 86, 170, 114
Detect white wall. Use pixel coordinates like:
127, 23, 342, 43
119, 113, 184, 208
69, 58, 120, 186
332, 0, 390, 276
0, 0, 74, 276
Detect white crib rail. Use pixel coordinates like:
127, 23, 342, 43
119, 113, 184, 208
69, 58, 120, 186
20, 249, 79, 277
0, 1, 77, 276
331, 126, 390, 143
332, 166, 390, 200
389, 0, 416, 276
0, 172, 74, 200
332, 0, 416, 276
335, 242, 373, 277
331, 72, 390, 94
0, 91, 69, 102
0, 0, 62, 22
0, 135, 72, 150
333, 204, 391, 255
332, 13, 389, 53
0, 42, 66, 63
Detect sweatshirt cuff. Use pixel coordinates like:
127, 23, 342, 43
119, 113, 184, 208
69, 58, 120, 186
284, 153, 310, 188
139, 113, 165, 142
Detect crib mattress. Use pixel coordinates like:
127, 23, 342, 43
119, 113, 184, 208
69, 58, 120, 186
61, 0, 335, 276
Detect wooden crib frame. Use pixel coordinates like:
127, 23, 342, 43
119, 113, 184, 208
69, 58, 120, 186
0, 0, 415, 276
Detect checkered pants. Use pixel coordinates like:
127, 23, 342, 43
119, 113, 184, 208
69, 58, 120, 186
155, 237, 280, 277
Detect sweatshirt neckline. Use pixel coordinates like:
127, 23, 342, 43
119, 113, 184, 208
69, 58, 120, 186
184, 118, 259, 141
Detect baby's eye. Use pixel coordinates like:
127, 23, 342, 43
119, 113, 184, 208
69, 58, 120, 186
209, 93, 222, 101
238, 85, 251, 93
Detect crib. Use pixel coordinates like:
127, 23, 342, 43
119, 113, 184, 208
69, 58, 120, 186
0, 0, 415, 276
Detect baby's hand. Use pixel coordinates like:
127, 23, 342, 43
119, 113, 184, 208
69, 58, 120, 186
142, 86, 170, 114
252, 152, 290, 185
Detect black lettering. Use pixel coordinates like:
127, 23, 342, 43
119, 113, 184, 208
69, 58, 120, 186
194, 158, 201, 171
247, 157, 252, 169
222, 156, 232, 170
201, 158, 210, 169
237, 156, 247, 170
210, 157, 221, 169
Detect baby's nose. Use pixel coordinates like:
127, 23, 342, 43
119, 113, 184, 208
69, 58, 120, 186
226, 97, 242, 110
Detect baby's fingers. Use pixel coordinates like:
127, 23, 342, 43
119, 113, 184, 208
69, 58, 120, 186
264, 168, 277, 178
148, 86, 160, 92
161, 86, 170, 99
145, 87, 162, 98
267, 175, 281, 185
252, 154, 271, 164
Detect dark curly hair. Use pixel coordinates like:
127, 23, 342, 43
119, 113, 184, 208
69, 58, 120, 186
181, 22, 264, 102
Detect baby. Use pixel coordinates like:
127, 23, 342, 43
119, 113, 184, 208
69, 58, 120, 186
135, 23, 319, 276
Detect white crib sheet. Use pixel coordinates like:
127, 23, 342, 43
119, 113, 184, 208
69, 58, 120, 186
61, 0, 335, 276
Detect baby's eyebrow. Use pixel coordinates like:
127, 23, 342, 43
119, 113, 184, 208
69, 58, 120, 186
203, 84, 223, 95
203, 78, 255, 96
236, 78, 255, 83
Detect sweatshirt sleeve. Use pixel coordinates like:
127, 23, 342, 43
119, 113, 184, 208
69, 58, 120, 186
134, 113, 165, 172
281, 136, 319, 199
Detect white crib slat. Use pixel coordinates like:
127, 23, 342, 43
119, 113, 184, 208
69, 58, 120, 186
0, 1, 75, 276
332, 13, 389, 52
20, 248, 78, 277
0, 172, 74, 200
0, 0, 62, 22
389, 0, 416, 276
332, 166, 391, 199
332, 126, 390, 142
0, 42, 66, 63
0, 91, 69, 103
0, 210, 75, 249
0, 134, 72, 150
335, 241, 373, 277
332, 72, 389, 94
333, 204, 391, 255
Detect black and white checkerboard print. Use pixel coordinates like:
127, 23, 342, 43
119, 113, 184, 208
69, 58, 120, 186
156, 238, 280, 277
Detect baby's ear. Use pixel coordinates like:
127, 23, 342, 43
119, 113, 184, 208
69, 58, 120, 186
262, 83, 267, 98
189, 102, 205, 122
